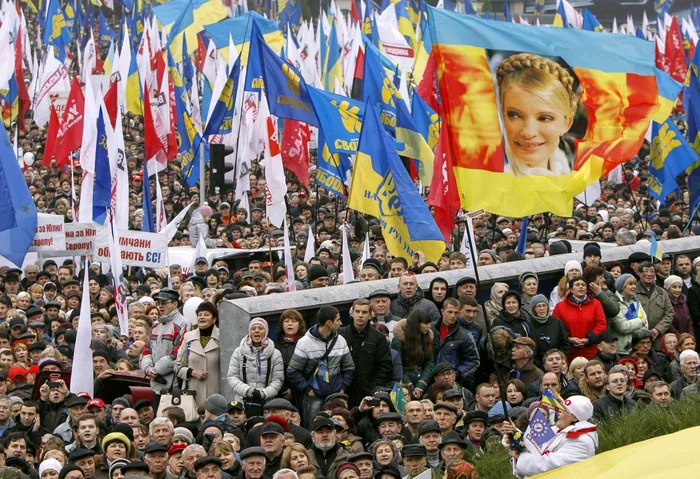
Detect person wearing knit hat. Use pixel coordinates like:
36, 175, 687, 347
108, 459, 130, 479
518, 272, 539, 315
308, 264, 329, 288
611, 274, 648, 355
528, 294, 570, 367
103, 432, 131, 463
550, 261, 583, 310
39, 459, 63, 479
188, 205, 217, 249
335, 463, 361, 479
58, 463, 85, 479
664, 274, 694, 339
227, 316, 285, 405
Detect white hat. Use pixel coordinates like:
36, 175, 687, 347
563, 395, 594, 422
693, 257, 700, 269
39, 459, 62, 476
664, 275, 683, 291
564, 260, 582, 276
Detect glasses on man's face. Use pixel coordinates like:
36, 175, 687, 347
609, 378, 626, 385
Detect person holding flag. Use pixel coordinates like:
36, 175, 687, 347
513, 395, 598, 476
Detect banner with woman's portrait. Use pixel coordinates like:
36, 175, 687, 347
428, 8, 680, 216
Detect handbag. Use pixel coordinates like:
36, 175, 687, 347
157, 338, 199, 421
157, 386, 199, 421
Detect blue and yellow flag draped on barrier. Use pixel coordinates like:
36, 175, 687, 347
204, 12, 285, 65
648, 119, 698, 203
349, 103, 446, 263
428, 7, 680, 217
153, 0, 227, 62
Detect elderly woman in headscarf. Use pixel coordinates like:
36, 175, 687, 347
485, 282, 509, 324
519, 272, 539, 315
227, 318, 285, 409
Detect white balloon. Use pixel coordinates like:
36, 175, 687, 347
183, 297, 204, 325
23, 152, 35, 166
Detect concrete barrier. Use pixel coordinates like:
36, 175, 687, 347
217, 236, 700, 396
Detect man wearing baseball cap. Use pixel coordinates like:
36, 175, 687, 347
308, 418, 350, 479
515, 395, 597, 476
510, 337, 544, 388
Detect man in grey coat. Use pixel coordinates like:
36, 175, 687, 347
636, 262, 674, 347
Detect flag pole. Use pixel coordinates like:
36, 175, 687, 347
463, 218, 510, 423
624, 172, 649, 231
230, 14, 254, 202
683, 201, 700, 236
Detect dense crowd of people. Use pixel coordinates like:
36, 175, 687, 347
2, 1, 700, 479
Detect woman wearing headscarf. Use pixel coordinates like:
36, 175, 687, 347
664, 275, 695, 337
611, 274, 649, 355
174, 301, 221, 401
485, 282, 509, 325
227, 317, 285, 409
528, 295, 570, 367
519, 272, 539, 315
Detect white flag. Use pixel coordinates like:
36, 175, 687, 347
190, 231, 208, 274
78, 76, 100, 224
110, 105, 130, 230
341, 225, 355, 284
260, 95, 287, 228
33, 47, 70, 127
166, 203, 193, 243
283, 218, 296, 292
304, 225, 315, 263
108, 217, 129, 335
460, 217, 479, 268
70, 261, 95, 396
118, 20, 131, 113
81, 32, 97, 84
361, 232, 370, 264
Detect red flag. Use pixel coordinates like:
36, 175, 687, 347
143, 82, 167, 173
417, 51, 438, 112
43, 105, 60, 167
103, 80, 119, 129
350, 47, 365, 100
427, 126, 460, 242
14, 30, 31, 133
281, 119, 311, 186
655, 39, 665, 71
53, 78, 85, 167
92, 44, 104, 74
665, 17, 687, 83
351, 1, 362, 24
196, 33, 207, 72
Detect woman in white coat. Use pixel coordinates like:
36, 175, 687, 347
174, 301, 221, 402
515, 395, 599, 477
227, 317, 285, 404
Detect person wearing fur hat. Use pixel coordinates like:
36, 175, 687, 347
528, 295, 570, 367
227, 317, 285, 413
610, 274, 649, 355
188, 205, 217, 249
173, 301, 221, 402
514, 395, 598, 476
553, 277, 607, 361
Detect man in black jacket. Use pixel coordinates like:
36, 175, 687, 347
592, 368, 637, 420
592, 332, 621, 373
1, 401, 47, 449
340, 299, 393, 408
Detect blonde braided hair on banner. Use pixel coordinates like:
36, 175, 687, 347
496, 53, 578, 117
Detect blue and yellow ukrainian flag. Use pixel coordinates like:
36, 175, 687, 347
395, 0, 416, 49
650, 236, 665, 262
203, 12, 285, 65
176, 84, 209, 186
553, 0, 569, 28
203, 56, 242, 138
44, 0, 71, 61
349, 101, 445, 263
411, 93, 441, 152
647, 119, 698, 203
153, 0, 227, 62
322, 20, 344, 92
534, 0, 544, 14
317, 131, 351, 197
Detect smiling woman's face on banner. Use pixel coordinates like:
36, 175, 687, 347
495, 53, 578, 177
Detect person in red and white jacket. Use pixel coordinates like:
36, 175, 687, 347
514, 395, 599, 477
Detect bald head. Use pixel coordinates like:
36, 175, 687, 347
119, 408, 139, 426
404, 400, 425, 425
541, 372, 561, 393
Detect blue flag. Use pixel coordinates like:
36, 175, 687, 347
258, 26, 319, 127
316, 131, 351, 197
411, 93, 441, 152
308, 87, 365, 156
176, 84, 210, 187
202, 56, 241, 138
98, 10, 116, 44
141, 156, 155, 233
655, 0, 673, 16
279, 0, 302, 36
0, 124, 37, 267
525, 409, 556, 451
582, 9, 603, 32
44, 0, 71, 61
648, 119, 698, 203
93, 108, 112, 225
516, 217, 529, 255
166, 0, 194, 48
503, 0, 512, 22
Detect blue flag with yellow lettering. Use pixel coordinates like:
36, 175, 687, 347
258, 30, 319, 127
0, 118, 37, 267
348, 102, 445, 263
308, 87, 365, 156
177, 85, 210, 186
44, 0, 71, 61
411, 93, 441, 152
648, 119, 698, 203
202, 56, 241, 138
316, 131, 351, 197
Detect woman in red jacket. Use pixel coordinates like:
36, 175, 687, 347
552, 277, 607, 361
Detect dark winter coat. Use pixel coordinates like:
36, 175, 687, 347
669, 294, 695, 338
688, 280, 700, 330
491, 310, 531, 338
529, 315, 571, 367
390, 319, 435, 391
432, 323, 480, 380
275, 335, 299, 396
592, 393, 637, 420
340, 323, 393, 407
390, 288, 441, 323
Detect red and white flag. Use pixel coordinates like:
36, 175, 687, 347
260, 95, 287, 228
144, 82, 168, 175
427, 125, 460, 243
53, 78, 85, 167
